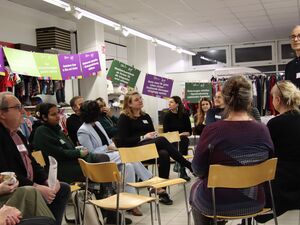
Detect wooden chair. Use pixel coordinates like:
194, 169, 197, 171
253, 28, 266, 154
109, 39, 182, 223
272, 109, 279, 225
31, 150, 81, 225
118, 143, 189, 224
78, 159, 157, 225
188, 158, 278, 225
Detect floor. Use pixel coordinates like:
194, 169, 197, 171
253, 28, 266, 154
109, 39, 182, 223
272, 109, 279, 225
63, 167, 300, 225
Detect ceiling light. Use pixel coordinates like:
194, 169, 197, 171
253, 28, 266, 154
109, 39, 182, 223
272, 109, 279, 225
122, 28, 130, 37
43, 0, 70, 10
176, 48, 183, 54
114, 25, 122, 31
73, 10, 83, 20
156, 40, 176, 50
123, 26, 152, 40
74, 7, 120, 28
181, 49, 196, 56
64, 5, 72, 12
151, 38, 158, 46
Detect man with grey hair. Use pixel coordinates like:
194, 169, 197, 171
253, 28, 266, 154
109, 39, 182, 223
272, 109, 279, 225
0, 92, 70, 225
285, 25, 300, 88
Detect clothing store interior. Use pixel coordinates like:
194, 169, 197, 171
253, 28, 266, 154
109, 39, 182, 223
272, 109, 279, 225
1, 0, 300, 225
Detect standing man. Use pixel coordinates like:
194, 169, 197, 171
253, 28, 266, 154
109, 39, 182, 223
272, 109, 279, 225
285, 25, 300, 88
66, 96, 84, 145
0, 92, 70, 225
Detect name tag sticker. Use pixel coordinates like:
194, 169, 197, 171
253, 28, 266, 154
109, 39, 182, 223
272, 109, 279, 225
59, 139, 66, 144
215, 115, 221, 120
143, 120, 148, 124
17, 144, 27, 152
296, 72, 300, 79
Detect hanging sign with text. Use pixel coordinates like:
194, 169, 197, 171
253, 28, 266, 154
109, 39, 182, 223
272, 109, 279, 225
185, 82, 212, 103
0, 47, 5, 76
79, 51, 101, 78
142, 73, 173, 99
3, 47, 40, 76
58, 54, 82, 80
34, 53, 62, 80
107, 60, 140, 88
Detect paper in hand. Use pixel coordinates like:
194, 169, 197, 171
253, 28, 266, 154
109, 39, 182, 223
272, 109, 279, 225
48, 156, 58, 189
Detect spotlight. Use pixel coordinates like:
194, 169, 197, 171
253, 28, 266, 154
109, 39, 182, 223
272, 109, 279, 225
122, 28, 129, 37
114, 25, 121, 31
73, 10, 82, 20
151, 38, 158, 46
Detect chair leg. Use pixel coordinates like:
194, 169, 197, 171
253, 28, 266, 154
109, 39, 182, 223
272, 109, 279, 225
183, 184, 189, 224
149, 201, 154, 225
187, 207, 192, 225
156, 200, 162, 225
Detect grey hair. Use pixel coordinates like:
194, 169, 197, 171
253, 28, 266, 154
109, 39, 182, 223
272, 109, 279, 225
0, 92, 14, 109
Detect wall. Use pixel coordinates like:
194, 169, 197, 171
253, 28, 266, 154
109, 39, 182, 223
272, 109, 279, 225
0, 0, 77, 104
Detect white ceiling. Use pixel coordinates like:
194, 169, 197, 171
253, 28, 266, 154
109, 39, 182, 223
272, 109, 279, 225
8, 0, 300, 50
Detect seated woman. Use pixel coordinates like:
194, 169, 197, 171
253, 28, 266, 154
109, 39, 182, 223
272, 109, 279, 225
96, 97, 118, 139
77, 100, 153, 216
190, 75, 274, 225
32, 103, 109, 184
194, 97, 212, 136
116, 91, 193, 205
163, 96, 192, 181
0, 179, 55, 225
255, 80, 300, 223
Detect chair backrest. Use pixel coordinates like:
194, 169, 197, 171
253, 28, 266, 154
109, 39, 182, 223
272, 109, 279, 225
207, 158, 278, 188
118, 143, 158, 163
159, 131, 180, 143
78, 159, 121, 183
31, 151, 46, 167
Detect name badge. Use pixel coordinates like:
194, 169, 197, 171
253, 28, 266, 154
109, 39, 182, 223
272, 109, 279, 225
215, 115, 221, 120
296, 72, 300, 79
17, 144, 27, 152
143, 120, 148, 124
59, 139, 66, 144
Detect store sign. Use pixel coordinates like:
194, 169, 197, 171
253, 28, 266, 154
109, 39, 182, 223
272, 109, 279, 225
3, 47, 39, 76
58, 54, 81, 80
107, 60, 140, 88
142, 73, 173, 99
0, 47, 4, 76
34, 53, 62, 80
185, 82, 212, 103
79, 51, 101, 78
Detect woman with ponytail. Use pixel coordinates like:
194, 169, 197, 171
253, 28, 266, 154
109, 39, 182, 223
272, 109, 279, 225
256, 80, 300, 223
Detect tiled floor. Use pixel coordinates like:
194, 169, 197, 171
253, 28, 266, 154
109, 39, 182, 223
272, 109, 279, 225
64, 169, 300, 225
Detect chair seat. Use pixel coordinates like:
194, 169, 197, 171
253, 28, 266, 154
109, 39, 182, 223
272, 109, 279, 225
128, 176, 186, 189
89, 192, 156, 210
204, 208, 271, 220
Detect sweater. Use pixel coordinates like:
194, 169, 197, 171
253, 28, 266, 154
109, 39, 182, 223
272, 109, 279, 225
98, 114, 118, 138
163, 111, 192, 134
190, 120, 274, 216
66, 114, 83, 145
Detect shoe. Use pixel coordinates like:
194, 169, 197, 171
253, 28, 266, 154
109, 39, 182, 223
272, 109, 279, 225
127, 207, 143, 216
180, 168, 191, 181
158, 192, 173, 205
173, 162, 180, 172
106, 216, 132, 225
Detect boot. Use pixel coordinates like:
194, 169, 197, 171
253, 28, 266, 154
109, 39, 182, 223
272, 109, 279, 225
180, 167, 191, 181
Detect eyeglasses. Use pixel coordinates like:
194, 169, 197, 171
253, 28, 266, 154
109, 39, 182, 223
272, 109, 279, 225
289, 33, 300, 40
0, 104, 23, 111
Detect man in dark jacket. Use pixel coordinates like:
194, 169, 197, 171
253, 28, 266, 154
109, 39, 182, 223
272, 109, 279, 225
0, 92, 70, 225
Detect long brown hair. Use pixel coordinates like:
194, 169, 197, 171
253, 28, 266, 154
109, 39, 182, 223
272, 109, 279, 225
121, 91, 145, 119
196, 98, 212, 125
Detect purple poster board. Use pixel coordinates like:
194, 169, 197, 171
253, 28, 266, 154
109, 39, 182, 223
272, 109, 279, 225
58, 54, 82, 80
79, 51, 101, 78
142, 73, 173, 99
0, 47, 5, 75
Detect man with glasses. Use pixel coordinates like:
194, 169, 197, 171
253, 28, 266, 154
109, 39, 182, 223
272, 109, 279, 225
285, 25, 300, 88
0, 92, 70, 225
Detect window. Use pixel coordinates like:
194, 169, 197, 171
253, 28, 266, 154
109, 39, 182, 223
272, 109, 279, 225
192, 47, 229, 66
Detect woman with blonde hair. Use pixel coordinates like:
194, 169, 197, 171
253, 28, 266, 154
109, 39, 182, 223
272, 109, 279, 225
194, 98, 212, 136
256, 80, 300, 223
116, 91, 193, 205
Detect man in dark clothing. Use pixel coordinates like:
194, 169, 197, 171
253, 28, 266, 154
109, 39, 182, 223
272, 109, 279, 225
285, 25, 300, 88
66, 96, 84, 145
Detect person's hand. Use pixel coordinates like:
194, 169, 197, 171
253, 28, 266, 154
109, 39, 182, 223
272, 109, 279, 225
102, 107, 113, 118
34, 184, 56, 204
108, 144, 117, 151
0, 205, 22, 225
144, 132, 157, 139
0, 181, 19, 195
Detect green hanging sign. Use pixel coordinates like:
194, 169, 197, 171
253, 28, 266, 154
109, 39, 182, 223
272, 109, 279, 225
107, 60, 140, 88
185, 82, 212, 103
34, 52, 62, 80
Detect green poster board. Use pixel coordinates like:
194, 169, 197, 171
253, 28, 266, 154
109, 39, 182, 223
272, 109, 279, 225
34, 53, 62, 80
3, 47, 39, 76
107, 60, 140, 88
185, 82, 212, 103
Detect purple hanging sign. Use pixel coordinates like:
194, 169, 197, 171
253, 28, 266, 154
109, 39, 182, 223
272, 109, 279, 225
142, 73, 173, 99
79, 51, 101, 78
58, 54, 82, 80
0, 47, 5, 75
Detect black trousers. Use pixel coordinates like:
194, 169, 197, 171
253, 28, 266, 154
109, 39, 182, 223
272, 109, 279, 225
138, 136, 191, 179
172, 136, 190, 155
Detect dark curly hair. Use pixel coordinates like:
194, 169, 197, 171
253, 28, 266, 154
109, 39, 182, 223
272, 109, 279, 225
80, 100, 100, 123
36, 103, 57, 122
